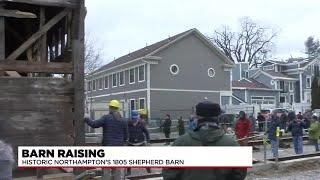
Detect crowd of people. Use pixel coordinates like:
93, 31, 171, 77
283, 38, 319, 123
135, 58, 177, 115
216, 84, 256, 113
84, 99, 320, 180
233, 109, 320, 157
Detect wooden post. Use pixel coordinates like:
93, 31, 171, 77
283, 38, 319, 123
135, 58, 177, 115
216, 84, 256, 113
73, 0, 85, 175
0, 4, 5, 76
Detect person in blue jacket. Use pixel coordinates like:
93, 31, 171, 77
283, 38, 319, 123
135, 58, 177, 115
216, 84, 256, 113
126, 110, 151, 175
85, 99, 128, 180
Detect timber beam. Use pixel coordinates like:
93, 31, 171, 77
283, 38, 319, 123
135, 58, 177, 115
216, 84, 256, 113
6, 8, 70, 61
0, 9, 37, 18
0, 60, 73, 73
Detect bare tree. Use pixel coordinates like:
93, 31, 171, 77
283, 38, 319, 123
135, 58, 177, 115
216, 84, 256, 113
85, 34, 104, 74
211, 17, 277, 67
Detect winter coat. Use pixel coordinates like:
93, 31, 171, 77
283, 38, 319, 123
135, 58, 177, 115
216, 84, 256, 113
288, 111, 296, 121
287, 120, 305, 137
308, 121, 320, 140
267, 117, 281, 141
161, 118, 172, 134
128, 121, 150, 143
162, 122, 247, 180
85, 111, 128, 146
257, 114, 265, 123
177, 119, 185, 135
235, 118, 251, 139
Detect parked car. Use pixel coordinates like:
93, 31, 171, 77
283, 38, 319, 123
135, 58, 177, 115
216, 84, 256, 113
271, 108, 289, 117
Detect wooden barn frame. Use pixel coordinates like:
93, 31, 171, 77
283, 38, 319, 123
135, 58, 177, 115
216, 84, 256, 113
0, 0, 85, 175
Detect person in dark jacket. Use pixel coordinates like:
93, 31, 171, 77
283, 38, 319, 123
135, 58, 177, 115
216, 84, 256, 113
126, 110, 151, 175
257, 112, 266, 132
161, 114, 172, 145
235, 111, 251, 146
162, 101, 247, 180
267, 112, 281, 157
287, 118, 306, 154
84, 99, 128, 179
177, 116, 185, 136
279, 113, 288, 130
288, 111, 296, 123
297, 112, 303, 120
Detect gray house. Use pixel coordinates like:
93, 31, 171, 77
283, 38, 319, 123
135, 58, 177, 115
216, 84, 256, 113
85, 28, 234, 122
231, 57, 320, 111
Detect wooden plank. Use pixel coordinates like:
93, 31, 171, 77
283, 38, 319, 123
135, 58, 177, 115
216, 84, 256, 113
5, 71, 21, 77
40, 7, 47, 63
0, 93, 73, 112
0, 9, 37, 18
0, 60, 73, 73
6, 9, 70, 60
0, 111, 74, 141
0, 10, 4, 76
1, 0, 78, 8
0, 77, 74, 95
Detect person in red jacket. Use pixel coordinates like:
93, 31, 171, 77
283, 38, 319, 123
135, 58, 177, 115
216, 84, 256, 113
235, 111, 251, 146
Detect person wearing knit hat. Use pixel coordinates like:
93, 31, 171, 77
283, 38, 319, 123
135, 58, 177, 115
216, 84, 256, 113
126, 110, 151, 175
163, 101, 247, 180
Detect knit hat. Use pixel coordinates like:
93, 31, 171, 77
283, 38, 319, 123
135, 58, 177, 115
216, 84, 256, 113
196, 101, 221, 117
131, 110, 140, 121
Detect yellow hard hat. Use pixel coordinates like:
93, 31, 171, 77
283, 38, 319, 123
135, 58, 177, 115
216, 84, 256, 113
108, 100, 120, 108
138, 109, 147, 115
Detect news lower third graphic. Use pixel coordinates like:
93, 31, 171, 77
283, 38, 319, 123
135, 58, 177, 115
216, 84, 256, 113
18, 146, 252, 168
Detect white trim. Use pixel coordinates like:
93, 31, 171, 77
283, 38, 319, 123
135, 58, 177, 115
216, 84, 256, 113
86, 57, 144, 78
112, 73, 118, 88
299, 73, 303, 102
208, 68, 215, 78
245, 90, 248, 103
239, 63, 242, 79
138, 64, 146, 82
119, 71, 125, 86
146, 63, 151, 119
150, 88, 223, 93
104, 75, 109, 89
232, 87, 281, 91
129, 68, 135, 84
220, 91, 233, 96
170, 64, 180, 75
88, 88, 148, 99
138, 97, 146, 109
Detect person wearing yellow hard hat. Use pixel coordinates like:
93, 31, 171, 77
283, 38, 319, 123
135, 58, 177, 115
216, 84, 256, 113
84, 99, 128, 179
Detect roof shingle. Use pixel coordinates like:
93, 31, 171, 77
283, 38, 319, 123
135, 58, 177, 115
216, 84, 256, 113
232, 78, 270, 89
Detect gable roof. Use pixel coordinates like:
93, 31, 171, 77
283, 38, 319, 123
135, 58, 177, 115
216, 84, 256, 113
88, 28, 234, 77
251, 70, 298, 80
232, 78, 271, 89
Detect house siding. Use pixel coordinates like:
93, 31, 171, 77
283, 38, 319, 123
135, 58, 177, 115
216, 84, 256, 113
150, 90, 220, 120
151, 35, 231, 91
255, 74, 274, 89
86, 63, 148, 97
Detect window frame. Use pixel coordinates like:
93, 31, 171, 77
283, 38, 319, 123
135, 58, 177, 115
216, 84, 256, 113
130, 99, 136, 111
306, 77, 311, 88
170, 64, 180, 75
119, 71, 125, 86
289, 82, 293, 92
98, 77, 103, 90
138, 65, 146, 82
92, 79, 96, 91
139, 98, 145, 109
129, 68, 135, 84
104, 76, 109, 89
112, 73, 118, 88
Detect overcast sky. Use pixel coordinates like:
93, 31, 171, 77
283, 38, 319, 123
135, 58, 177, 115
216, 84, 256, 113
85, 0, 320, 64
